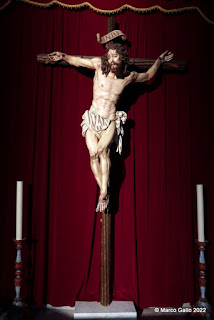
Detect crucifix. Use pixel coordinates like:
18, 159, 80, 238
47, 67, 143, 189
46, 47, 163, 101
37, 16, 185, 307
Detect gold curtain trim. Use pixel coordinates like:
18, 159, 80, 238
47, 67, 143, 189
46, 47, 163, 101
1, 1, 214, 25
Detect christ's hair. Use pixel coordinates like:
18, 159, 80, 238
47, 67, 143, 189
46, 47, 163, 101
101, 43, 129, 76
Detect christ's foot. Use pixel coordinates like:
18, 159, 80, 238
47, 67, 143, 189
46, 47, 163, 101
96, 195, 109, 212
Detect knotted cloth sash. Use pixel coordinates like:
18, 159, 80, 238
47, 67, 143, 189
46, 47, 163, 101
115, 111, 127, 154
81, 110, 127, 155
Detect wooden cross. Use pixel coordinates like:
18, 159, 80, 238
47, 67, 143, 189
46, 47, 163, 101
37, 17, 186, 307
37, 17, 185, 72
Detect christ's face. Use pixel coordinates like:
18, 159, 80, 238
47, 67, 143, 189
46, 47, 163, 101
107, 49, 122, 73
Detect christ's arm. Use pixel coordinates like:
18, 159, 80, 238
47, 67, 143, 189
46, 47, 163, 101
47, 51, 100, 69
130, 50, 173, 83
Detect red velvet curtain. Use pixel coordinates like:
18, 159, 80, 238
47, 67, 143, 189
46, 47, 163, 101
1, 1, 214, 309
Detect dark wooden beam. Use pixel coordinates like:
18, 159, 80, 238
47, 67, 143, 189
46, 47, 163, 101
37, 54, 186, 72
100, 212, 112, 306
100, 16, 115, 307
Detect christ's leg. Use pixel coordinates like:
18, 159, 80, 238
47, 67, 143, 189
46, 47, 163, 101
85, 129, 102, 189
98, 149, 110, 198
96, 121, 116, 212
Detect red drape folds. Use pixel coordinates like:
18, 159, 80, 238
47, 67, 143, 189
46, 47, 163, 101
0, 2, 214, 310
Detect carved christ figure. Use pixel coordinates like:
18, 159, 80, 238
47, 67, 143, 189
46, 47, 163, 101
47, 44, 173, 212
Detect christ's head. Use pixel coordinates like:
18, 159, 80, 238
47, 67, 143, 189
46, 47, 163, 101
101, 43, 129, 77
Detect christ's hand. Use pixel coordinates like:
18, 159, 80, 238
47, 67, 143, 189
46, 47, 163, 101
48, 51, 65, 62
159, 50, 174, 63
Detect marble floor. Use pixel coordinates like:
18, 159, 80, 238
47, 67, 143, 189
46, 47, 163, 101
1, 304, 203, 320
33, 308, 195, 320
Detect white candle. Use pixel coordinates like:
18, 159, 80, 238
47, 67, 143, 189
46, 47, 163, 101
196, 184, 205, 242
16, 181, 23, 240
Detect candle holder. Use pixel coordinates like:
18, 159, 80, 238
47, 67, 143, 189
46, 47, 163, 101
13, 239, 25, 307
194, 241, 212, 318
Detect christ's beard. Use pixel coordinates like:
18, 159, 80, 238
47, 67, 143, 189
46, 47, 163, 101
109, 62, 122, 73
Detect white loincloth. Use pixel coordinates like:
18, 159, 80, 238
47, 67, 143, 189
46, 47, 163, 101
81, 109, 127, 155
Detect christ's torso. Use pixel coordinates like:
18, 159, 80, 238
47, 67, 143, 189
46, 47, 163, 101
90, 64, 131, 120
